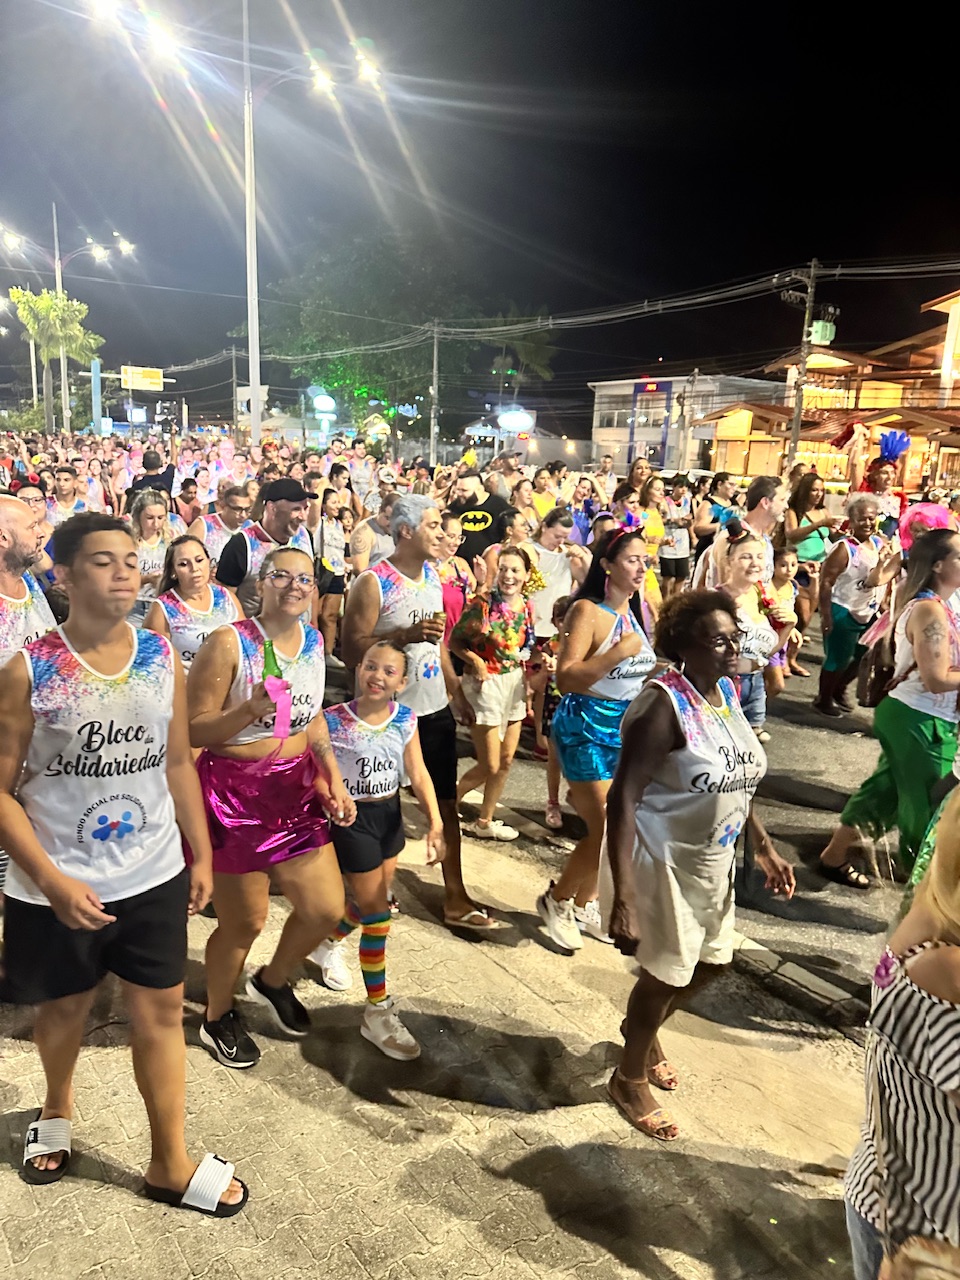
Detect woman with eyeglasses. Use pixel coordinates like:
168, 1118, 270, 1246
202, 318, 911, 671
187, 546, 356, 1071
603, 591, 794, 1141
144, 535, 239, 671
536, 528, 657, 953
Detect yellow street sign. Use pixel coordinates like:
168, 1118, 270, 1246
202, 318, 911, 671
121, 365, 164, 392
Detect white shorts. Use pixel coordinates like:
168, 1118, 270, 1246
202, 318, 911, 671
600, 838, 737, 988
463, 668, 526, 735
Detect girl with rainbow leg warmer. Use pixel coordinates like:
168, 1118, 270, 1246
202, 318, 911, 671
315, 640, 445, 1060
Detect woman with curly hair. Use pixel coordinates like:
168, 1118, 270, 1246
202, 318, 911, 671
604, 590, 794, 1141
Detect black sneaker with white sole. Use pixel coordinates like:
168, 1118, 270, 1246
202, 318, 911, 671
199, 1008, 261, 1069
245, 968, 311, 1038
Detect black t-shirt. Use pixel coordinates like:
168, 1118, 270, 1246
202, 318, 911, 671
447, 492, 511, 562
214, 530, 249, 588
130, 464, 175, 495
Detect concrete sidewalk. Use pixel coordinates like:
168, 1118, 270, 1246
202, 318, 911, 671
0, 820, 865, 1279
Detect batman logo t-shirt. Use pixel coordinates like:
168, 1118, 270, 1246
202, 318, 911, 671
448, 494, 511, 561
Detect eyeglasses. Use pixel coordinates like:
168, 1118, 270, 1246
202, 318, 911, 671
265, 570, 316, 590
22, 496, 46, 506
227, 504, 252, 514
705, 632, 745, 652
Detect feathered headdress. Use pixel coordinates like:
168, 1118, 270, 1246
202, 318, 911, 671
878, 430, 911, 464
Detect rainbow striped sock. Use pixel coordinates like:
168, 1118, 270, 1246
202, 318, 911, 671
333, 899, 363, 942
358, 911, 391, 1004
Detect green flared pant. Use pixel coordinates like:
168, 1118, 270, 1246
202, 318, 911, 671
840, 695, 957, 871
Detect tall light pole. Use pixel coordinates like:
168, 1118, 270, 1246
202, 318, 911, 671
51, 202, 71, 432
785, 259, 818, 469
429, 321, 439, 467
242, 0, 262, 445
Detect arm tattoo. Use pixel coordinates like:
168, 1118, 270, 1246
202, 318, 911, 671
922, 621, 947, 643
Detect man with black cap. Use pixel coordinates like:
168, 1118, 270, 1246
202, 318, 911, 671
215, 478, 316, 618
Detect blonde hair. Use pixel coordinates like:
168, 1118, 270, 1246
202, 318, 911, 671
914, 789, 960, 938
885, 1236, 960, 1278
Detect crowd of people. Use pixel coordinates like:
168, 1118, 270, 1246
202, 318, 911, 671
0, 424, 959, 1274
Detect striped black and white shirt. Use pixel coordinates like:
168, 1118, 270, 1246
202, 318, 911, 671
845, 941, 960, 1250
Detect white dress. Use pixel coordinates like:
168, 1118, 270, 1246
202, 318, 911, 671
602, 667, 766, 987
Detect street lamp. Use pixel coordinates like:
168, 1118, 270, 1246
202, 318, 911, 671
0, 207, 134, 428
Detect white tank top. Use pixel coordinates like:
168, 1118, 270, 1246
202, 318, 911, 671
735, 600, 780, 668
137, 535, 168, 602
4, 626, 185, 905
530, 544, 574, 637
235, 523, 314, 618
325, 700, 417, 800
831, 536, 883, 622
200, 513, 250, 569
156, 584, 239, 670
0, 572, 55, 667
354, 518, 395, 570
221, 617, 326, 745
626, 669, 766, 865
367, 560, 447, 716
587, 606, 657, 701
890, 594, 960, 723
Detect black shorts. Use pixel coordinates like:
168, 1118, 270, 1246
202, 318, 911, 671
659, 556, 690, 580
0, 869, 190, 1004
332, 794, 405, 873
326, 574, 345, 595
416, 705, 458, 801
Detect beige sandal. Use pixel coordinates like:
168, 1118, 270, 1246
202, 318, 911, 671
606, 1070, 680, 1141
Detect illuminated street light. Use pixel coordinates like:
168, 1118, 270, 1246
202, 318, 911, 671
145, 15, 180, 63
88, 0, 124, 21
497, 406, 535, 433
89, 243, 109, 262
357, 56, 380, 87
114, 233, 135, 255
1, 230, 23, 253
310, 63, 336, 98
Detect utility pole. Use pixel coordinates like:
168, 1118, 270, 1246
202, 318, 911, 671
429, 321, 439, 468
52, 201, 71, 433
674, 367, 699, 471
230, 345, 238, 426
241, 0, 262, 445
29, 338, 38, 407
786, 258, 818, 468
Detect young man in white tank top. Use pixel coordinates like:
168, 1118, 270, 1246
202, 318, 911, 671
0, 513, 247, 1215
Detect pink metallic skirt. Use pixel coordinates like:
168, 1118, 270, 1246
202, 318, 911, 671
198, 749, 332, 875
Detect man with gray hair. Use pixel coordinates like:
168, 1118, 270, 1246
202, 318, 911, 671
342, 495, 503, 934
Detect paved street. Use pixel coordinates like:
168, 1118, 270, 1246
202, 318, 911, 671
0, 804, 866, 1280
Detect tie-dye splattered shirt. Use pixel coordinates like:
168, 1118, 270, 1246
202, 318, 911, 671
5, 625, 184, 905
325, 700, 417, 800
0, 572, 55, 667
222, 617, 326, 745
366, 560, 447, 716
156, 584, 239, 670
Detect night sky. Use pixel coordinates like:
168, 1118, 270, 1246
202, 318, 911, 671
3, 0, 958, 426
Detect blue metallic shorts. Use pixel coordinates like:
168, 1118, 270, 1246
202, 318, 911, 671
551, 693, 627, 783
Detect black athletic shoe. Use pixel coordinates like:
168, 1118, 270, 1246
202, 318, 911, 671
245, 968, 311, 1038
199, 1008, 261, 1069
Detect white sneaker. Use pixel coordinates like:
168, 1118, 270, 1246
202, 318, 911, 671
309, 938, 353, 991
361, 996, 421, 1060
325, 654, 347, 670
462, 819, 519, 841
573, 898, 614, 944
459, 787, 485, 805
536, 881, 583, 951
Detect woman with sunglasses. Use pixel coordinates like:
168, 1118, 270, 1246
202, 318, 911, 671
187, 546, 356, 1071
604, 591, 794, 1141
536, 527, 657, 953
145, 535, 239, 671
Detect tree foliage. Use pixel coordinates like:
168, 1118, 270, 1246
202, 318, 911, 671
8, 287, 104, 434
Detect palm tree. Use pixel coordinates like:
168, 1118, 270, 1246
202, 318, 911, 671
8, 287, 104, 434
488, 304, 556, 404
